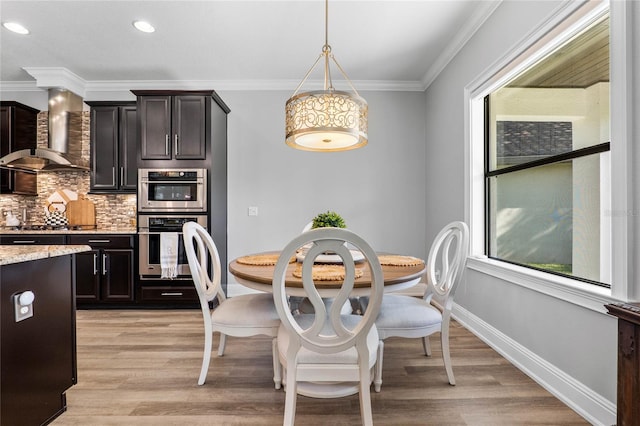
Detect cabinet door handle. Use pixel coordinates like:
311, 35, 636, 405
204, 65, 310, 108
13, 240, 36, 244
165, 134, 169, 155
161, 292, 183, 297
120, 167, 125, 185
88, 239, 111, 243
93, 253, 98, 275
175, 134, 179, 156
112, 167, 116, 186
102, 253, 108, 275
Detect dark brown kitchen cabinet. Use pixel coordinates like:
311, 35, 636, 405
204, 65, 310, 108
136, 93, 206, 161
68, 235, 135, 305
0, 101, 39, 195
0, 234, 66, 245
87, 102, 137, 193
1, 253, 77, 425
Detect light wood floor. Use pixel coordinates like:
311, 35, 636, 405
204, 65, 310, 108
52, 309, 589, 425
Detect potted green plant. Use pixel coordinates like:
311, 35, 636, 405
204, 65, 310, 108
311, 210, 346, 229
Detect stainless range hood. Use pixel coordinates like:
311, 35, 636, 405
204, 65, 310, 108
0, 88, 89, 172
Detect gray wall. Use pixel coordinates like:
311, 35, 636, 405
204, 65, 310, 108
219, 90, 428, 286
424, 0, 631, 422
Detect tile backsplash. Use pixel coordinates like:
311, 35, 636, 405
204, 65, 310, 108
0, 111, 137, 229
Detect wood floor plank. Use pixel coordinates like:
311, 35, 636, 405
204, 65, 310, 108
51, 309, 589, 425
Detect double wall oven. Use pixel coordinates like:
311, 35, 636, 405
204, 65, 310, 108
138, 168, 208, 281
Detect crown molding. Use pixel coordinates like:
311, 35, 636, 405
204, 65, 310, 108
86, 78, 425, 92
22, 67, 87, 97
0, 81, 43, 92
0, 78, 426, 95
421, 0, 502, 90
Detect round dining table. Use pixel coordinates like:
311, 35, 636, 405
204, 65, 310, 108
228, 250, 427, 398
228, 251, 427, 297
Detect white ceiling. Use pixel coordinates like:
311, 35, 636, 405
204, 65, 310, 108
0, 1, 499, 93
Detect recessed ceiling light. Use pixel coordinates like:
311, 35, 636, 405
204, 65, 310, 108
3, 22, 30, 35
133, 20, 155, 33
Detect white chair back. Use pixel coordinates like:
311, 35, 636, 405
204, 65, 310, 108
183, 221, 224, 310
273, 227, 383, 425
424, 221, 469, 310
273, 227, 384, 355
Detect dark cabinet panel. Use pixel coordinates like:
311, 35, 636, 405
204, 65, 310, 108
68, 235, 135, 305
1, 254, 76, 425
173, 95, 206, 159
0, 102, 39, 195
139, 96, 172, 160
90, 106, 118, 190
121, 105, 138, 190
88, 102, 137, 193
135, 91, 208, 163
0, 234, 66, 245
75, 249, 101, 301
102, 248, 134, 301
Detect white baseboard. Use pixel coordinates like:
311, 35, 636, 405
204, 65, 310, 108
452, 304, 616, 426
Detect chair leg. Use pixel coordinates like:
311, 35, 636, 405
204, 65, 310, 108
217, 333, 227, 356
441, 326, 455, 385
359, 355, 374, 426
422, 335, 432, 356
283, 365, 298, 426
272, 338, 282, 389
198, 330, 213, 385
374, 340, 384, 392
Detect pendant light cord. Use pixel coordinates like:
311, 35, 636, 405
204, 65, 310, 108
290, 0, 361, 98
325, 0, 329, 48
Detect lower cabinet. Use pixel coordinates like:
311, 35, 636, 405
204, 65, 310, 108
138, 285, 198, 304
0, 234, 66, 245
1, 254, 76, 425
68, 235, 135, 305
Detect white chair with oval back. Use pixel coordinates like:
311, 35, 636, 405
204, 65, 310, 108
273, 228, 384, 426
296, 221, 354, 316
373, 221, 469, 391
182, 221, 281, 387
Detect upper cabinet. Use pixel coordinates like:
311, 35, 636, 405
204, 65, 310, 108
0, 101, 38, 195
87, 102, 137, 193
135, 92, 206, 161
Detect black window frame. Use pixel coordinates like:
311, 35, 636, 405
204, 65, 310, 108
483, 94, 611, 289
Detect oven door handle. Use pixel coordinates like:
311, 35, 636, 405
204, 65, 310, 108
139, 180, 203, 185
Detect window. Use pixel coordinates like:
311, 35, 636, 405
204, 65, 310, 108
485, 14, 611, 287
462, 0, 640, 310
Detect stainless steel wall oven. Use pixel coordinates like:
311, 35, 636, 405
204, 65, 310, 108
138, 214, 208, 280
138, 168, 207, 213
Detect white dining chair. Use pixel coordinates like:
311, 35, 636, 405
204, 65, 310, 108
373, 221, 469, 391
296, 221, 354, 316
272, 228, 384, 426
182, 222, 281, 387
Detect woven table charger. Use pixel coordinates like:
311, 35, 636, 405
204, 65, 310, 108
377, 255, 424, 267
236, 254, 295, 266
292, 264, 365, 281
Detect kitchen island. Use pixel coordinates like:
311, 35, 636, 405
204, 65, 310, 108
0, 244, 90, 426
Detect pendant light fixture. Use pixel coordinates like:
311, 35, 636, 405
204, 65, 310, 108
285, 0, 368, 152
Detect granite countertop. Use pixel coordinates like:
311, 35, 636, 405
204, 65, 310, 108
0, 245, 92, 266
0, 227, 137, 234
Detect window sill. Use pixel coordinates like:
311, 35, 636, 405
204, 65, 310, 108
466, 256, 622, 314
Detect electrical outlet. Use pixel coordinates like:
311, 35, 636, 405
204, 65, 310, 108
14, 291, 35, 322
248, 206, 259, 216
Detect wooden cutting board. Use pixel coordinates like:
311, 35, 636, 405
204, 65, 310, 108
66, 196, 96, 227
